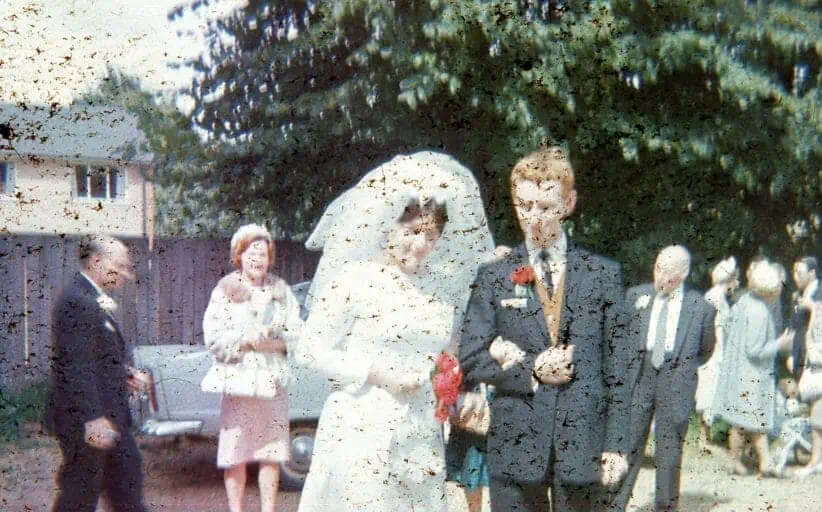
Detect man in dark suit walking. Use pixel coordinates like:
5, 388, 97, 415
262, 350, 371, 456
458, 147, 630, 511
607, 245, 716, 512
46, 235, 149, 512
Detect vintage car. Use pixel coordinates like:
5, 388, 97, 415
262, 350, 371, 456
130, 281, 330, 489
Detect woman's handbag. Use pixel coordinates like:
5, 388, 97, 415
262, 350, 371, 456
451, 383, 491, 436
200, 358, 284, 399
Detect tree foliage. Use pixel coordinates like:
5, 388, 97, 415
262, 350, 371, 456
169, 0, 819, 283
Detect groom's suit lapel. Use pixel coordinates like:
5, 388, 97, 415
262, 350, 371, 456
511, 243, 583, 346
510, 245, 550, 342
559, 244, 585, 344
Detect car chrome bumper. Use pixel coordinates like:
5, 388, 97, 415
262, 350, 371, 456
139, 419, 204, 437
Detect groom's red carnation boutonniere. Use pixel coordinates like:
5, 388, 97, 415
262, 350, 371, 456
431, 352, 462, 423
511, 266, 536, 299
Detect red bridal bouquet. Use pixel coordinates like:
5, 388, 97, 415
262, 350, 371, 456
432, 352, 462, 423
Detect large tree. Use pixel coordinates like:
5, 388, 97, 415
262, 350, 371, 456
171, 0, 819, 283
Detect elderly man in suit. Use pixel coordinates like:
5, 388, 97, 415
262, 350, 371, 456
46, 235, 149, 512
607, 245, 716, 512
458, 147, 630, 511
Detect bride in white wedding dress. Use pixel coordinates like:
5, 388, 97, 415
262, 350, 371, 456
296, 152, 494, 512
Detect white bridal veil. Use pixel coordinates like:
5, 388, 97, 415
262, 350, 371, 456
305, 151, 495, 333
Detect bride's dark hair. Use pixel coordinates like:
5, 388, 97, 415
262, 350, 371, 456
397, 196, 449, 235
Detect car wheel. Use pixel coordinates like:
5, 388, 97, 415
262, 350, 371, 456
280, 421, 317, 489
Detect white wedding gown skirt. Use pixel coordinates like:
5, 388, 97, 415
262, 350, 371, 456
296, 262, 454, 512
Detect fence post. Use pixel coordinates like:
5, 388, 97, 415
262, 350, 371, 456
23, 254, 29, 368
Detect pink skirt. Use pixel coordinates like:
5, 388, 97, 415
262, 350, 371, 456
217, 393, 290, 469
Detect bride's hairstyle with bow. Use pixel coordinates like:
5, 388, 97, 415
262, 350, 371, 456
397, 195, 449, 234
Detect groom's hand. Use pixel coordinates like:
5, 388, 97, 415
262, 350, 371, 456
534, 345, 575, 385
600, 451, 629, 486
489, 338, 526, 370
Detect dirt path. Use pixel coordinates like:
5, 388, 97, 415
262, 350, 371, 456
0, 436, 300, 512
3, 434, 822, 511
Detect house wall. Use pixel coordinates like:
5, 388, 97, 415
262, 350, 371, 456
0, 157, 152, 236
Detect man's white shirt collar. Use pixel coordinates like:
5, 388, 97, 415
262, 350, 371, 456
525, 230, 567, 266
81, 272, 118, 314
662, 283, 685, 302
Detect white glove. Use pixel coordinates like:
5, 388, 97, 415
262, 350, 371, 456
489, 337, 527, 370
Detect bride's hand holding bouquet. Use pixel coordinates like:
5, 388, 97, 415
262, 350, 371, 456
431, 352, 462, 423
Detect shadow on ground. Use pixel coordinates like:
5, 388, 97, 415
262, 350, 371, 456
632, 493, 731, 512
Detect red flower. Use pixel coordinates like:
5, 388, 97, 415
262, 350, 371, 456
432, 351, 463, 423
433, 371, 461, 405
436, 352, 459, 373
511, 266, 536, 285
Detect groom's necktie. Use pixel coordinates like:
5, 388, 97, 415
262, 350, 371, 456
651, 294, 670, 369
539, 249, 554, 297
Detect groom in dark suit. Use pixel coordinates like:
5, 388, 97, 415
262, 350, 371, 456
46, 235, 149, 512
459, 147, 630, 511
607, 245, 716, 512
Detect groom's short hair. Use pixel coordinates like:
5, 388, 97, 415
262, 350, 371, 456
510, 146, 575, 195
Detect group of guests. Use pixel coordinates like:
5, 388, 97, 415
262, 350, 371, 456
695, 254, 822, 478
44, 146, 820, 512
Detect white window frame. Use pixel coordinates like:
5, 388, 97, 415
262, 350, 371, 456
0, 161, 16, 199
73, 165, 127, 201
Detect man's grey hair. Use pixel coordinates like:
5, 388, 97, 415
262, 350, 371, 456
78, 234, 126, 263
657, 245, 691, 274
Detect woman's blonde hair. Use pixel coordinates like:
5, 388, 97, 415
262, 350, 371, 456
230, 223, 274, 269
749, 260, 783, 298
711, 257, 738, 286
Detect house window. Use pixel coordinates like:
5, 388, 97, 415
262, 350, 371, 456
0, 161, 15, 196
75, 166, 125, 200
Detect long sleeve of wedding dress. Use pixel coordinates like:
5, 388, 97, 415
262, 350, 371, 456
295, 263, 374, 392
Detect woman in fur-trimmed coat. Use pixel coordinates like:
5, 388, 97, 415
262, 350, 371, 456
202, 224, 303, 512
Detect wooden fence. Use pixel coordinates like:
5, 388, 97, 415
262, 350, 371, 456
0, 235, 320, 393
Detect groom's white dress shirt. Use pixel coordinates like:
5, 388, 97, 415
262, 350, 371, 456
526, 230, 567, 293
